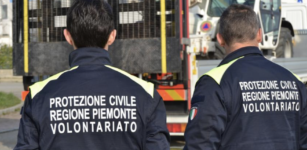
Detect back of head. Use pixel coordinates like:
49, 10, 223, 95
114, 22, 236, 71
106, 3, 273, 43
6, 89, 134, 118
219, 4, 260, 46
66, 0, 114, 48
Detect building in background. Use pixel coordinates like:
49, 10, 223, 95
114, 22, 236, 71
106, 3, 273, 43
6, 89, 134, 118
0, 0, 12, 46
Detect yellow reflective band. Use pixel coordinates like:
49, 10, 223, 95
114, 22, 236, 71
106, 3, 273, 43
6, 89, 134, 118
160, 0, 167, 73
30, 66, 79, 99
105, 65, 154, 98
291, 72, 302, 82
203, 57, 244, 85
24, 0, 29, 73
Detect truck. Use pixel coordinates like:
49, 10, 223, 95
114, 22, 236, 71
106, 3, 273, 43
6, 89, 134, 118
281, 0, 307, 58
13, 0, 306, 139
189, 0, 295, 59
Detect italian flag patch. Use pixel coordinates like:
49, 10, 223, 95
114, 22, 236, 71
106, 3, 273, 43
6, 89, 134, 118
190, 107, 198, 120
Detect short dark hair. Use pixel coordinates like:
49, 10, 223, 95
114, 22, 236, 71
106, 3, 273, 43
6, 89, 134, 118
219, 4, 260, 46
66, 0, 114, 48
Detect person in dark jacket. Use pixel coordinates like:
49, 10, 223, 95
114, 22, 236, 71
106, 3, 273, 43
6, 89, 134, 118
14, 0, 169, 149
184, 4, 307, 150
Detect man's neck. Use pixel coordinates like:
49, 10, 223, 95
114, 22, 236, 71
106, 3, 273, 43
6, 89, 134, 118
225, 42, 259, 55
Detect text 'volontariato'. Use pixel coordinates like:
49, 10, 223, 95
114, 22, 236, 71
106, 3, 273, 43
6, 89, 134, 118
239, 80, 300, 113
49, 95, 138, 134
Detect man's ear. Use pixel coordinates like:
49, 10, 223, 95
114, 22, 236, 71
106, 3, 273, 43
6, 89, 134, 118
256, 28, 262, 43
217, 33, 225, 47
106, 30, 117, 47
64, 29, 74, 46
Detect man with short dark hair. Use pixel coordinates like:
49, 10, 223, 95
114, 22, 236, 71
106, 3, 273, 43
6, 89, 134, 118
14, 0, 169, 149
184, 4, 307, 150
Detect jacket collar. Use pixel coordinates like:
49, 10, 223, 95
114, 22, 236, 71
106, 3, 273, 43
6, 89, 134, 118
69, 47, 112, 68
219, 46, 263, 66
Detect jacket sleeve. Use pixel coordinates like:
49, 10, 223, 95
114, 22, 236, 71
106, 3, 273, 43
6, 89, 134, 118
184, 76, 227, 150
145, 91, 170, 150
300, 83, 307, 150
14, 92, 39, 150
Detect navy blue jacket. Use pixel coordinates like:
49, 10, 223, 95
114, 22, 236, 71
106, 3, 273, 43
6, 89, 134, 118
184, 47, 307, 150
15, 47, 170, 150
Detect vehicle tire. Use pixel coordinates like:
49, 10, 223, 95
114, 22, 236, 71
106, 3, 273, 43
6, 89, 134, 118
214, 42, 226, 59
275, 27, 293, 58
23, 76, 33, 91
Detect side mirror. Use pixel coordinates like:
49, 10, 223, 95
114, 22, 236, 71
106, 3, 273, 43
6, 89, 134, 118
197, 9, 205, 18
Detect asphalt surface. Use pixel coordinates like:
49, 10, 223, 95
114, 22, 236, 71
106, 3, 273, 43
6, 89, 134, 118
0, 112, 20, 150
0, 82, 23, 150
0, 82, 23, 99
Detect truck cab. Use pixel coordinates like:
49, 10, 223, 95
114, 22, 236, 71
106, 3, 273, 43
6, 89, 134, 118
188, 0, 294, 58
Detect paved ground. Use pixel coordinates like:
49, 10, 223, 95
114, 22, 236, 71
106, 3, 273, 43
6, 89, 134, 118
0, 130, 18, 150
0, 82, 23, 150
0, 112, 20, 150
0, 82, 23, 99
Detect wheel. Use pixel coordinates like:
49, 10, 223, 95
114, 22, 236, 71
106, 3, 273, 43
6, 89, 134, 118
214, 42, 226, 59
275, 27, 293, 58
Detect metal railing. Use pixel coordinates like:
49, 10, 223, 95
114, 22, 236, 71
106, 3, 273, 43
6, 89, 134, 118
197, 57, 307, 83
